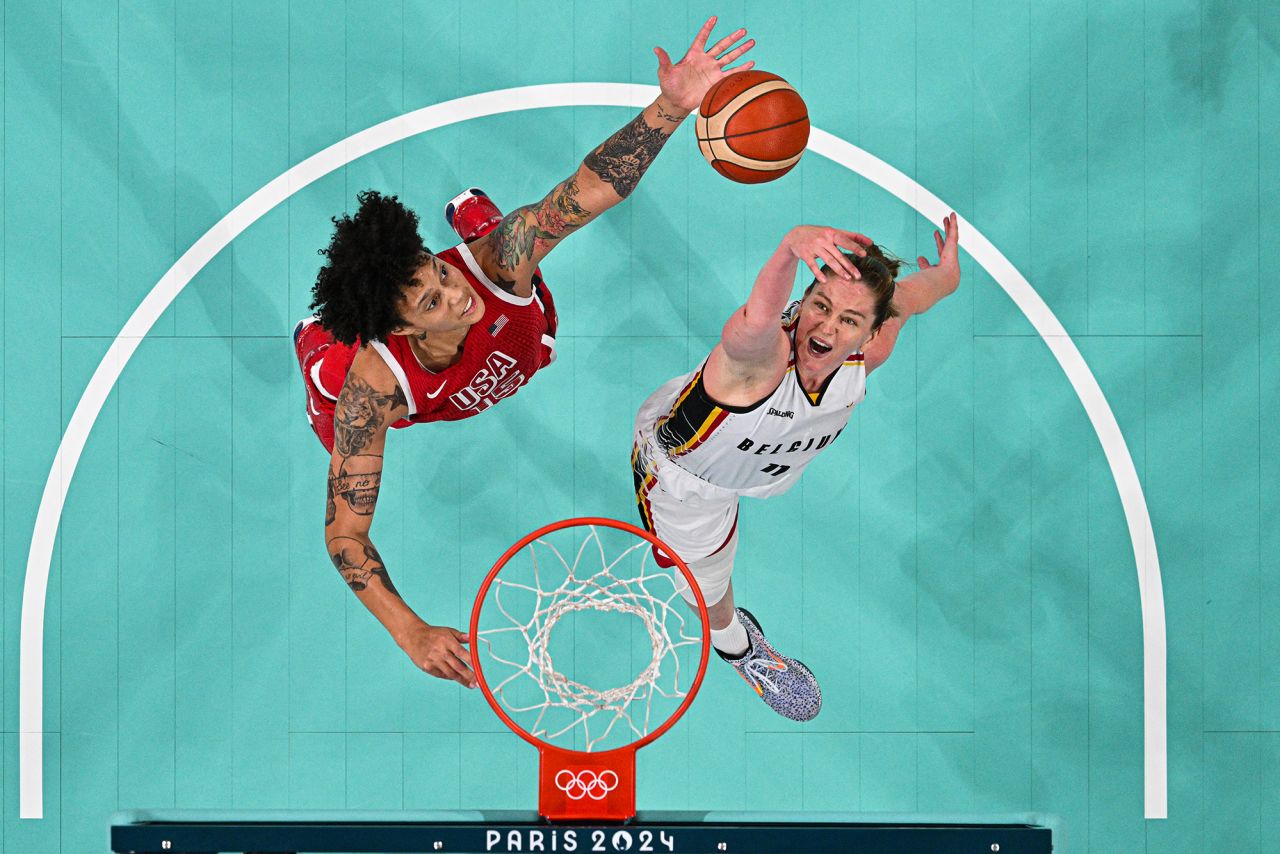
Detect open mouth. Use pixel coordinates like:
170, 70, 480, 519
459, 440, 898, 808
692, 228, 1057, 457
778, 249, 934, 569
462, 295, 475, 317
807, 337, 833, 357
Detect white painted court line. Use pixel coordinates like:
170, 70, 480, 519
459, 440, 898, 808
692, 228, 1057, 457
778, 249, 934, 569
807, 129, 1166, 819
19, 82, 1166, 820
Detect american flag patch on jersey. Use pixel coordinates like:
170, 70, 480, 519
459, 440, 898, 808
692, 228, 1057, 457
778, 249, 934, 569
489, 315, 508, 336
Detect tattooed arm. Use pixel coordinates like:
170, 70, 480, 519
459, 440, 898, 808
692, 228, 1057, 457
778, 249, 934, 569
473, 16, 756, 292
325, 350, 476, 687
472, 107, 679, 292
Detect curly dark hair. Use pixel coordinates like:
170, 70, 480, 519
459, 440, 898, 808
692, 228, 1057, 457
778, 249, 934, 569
309, 190, 430, 345
810, 243, 903, 331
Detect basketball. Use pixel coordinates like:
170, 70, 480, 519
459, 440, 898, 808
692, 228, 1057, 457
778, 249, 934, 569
695, 70, 810, 184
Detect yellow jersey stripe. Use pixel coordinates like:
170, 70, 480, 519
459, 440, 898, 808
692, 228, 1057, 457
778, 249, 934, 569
668, 406, 726, 457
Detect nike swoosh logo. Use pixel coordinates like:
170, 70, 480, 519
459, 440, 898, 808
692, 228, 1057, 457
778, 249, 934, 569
424, 380, 448, 399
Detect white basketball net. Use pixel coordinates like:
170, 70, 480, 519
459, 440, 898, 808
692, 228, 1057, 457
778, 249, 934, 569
476, 525, 703, 752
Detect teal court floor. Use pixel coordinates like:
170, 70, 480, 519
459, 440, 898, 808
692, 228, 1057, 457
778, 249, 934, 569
2, 1, 1277, 851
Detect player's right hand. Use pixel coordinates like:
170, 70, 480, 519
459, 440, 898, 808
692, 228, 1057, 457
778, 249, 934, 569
784, 226, 872, 283
654, 16, 756, 114
397, 620, 477, 688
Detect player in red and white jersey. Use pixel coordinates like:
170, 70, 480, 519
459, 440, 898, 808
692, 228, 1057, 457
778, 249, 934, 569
632, 216, 962, 721
296, 223, 560, 451
293, 17, 756, 688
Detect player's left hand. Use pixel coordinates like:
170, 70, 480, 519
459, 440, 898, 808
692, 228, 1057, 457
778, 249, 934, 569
917, 212, 961, 285
654, 16, 756, 114
785, 225, 872, 283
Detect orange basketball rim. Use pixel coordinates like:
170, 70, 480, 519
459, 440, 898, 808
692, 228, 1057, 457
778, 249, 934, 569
469, 517, 711, 822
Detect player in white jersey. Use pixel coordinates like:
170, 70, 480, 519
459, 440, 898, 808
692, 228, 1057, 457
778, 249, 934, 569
632, 215, 961, 720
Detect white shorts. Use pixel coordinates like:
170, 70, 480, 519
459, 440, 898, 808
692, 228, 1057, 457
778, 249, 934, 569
633, 439, 740, 606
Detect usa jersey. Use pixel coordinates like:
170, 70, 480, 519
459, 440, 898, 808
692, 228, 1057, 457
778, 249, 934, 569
634, 301, 865, 498
302, 241, 557, 451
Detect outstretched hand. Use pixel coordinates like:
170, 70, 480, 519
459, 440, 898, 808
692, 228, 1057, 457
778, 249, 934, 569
917, 212, 960, 282
654, 16, 756, 114
785, 225, 873, 284
397, 620, 477, 688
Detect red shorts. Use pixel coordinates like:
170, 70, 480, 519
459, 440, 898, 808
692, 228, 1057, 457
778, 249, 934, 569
293, 317, 338, 453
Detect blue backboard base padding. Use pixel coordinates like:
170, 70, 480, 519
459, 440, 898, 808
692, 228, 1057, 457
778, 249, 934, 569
110, 809, 1056, 853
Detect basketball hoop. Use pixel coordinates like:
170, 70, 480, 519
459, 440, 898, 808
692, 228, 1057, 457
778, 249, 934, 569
470, 517, 710, 822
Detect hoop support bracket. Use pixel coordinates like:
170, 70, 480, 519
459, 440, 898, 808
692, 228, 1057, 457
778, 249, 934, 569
539, 744, 637, 822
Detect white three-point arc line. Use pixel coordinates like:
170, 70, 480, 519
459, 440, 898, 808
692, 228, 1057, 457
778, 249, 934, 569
18, 82, 1166, 820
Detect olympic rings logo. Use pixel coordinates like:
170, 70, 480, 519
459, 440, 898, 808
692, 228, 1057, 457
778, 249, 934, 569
554, 768, 619, 801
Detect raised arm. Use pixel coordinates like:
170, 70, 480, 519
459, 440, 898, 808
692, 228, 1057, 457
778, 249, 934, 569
707, 225, 869, 400
474, 16, 755, 291
864, 213, 961, 374
325, 350, 475, 688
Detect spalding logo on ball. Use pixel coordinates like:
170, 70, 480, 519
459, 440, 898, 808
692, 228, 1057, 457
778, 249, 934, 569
695, 70, 809, 184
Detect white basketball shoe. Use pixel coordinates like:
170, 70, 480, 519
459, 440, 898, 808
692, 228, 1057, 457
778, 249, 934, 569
718, 607, 822, 722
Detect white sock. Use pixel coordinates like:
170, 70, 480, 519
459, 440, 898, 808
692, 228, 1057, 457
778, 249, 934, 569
710, 617, 749, 657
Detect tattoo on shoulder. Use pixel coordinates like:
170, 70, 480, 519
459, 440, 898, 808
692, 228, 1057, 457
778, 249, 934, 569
583, 113, 672, 199
328, 536, 401, 597
491, 212, 538, 286
334, 375, 404, 456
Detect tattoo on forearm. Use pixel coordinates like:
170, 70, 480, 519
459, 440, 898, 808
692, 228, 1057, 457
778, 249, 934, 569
325, 477, 337, 526
655, 102, 688, 123
491, 174, 594, 284
328, 536, 400, 597
329, 454, 382, 515
333, 376, 406, 456
583, 112, 672, 199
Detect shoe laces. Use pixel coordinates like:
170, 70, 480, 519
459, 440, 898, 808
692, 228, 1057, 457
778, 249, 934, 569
741, 649, 787, 694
